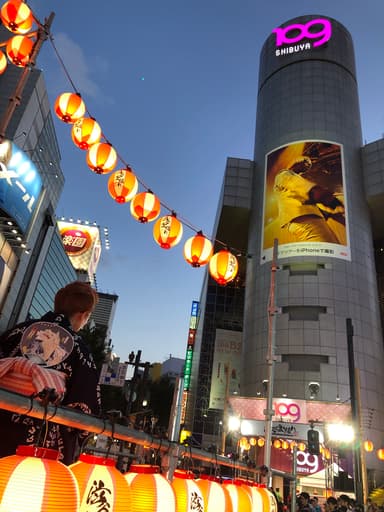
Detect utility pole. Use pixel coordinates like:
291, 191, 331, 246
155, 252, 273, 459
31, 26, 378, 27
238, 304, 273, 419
263, 238, 279, 485
220, 362, 231, 455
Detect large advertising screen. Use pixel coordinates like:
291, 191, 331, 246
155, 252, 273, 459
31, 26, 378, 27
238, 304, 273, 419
57, 221, 102, 278
261, 140, 350, 262
0, 139, 43, 233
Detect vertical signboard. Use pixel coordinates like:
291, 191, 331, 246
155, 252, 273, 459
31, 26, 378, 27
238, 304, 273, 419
261, 140, 349, 262
180, 300, 199, 426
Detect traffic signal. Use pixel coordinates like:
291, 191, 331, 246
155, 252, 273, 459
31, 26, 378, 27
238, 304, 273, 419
307, 428, 320, 455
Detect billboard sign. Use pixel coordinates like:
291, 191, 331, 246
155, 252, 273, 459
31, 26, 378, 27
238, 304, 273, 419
57, 221, 102, 278
273, 18, 332, 57
261, 140, 350, 262
0, 139, 43, 233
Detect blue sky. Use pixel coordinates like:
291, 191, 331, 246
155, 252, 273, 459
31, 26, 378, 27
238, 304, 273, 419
28, 0, 384, 363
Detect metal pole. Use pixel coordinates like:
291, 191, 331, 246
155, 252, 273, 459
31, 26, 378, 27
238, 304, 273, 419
264, 238, 279, 484
221, 362, 231, 455
291, 444, 297, 512
346, 318, 363, 504
166, 374, 184, 481
0, 13, 55, 142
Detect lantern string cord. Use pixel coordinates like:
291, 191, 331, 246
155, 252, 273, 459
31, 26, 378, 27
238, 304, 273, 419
45, 33, 249, 259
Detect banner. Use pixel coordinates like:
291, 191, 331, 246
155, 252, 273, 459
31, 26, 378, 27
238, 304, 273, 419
261, 140, 350, 262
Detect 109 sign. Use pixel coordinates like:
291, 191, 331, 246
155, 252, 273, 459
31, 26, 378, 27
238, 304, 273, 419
273, 18, 332, 53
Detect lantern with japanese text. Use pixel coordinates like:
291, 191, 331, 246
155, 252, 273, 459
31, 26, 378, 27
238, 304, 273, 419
71, 117, 102, 150
0, 51, 7, 74
0, 0, 33, 34
222, 481, 252, 512
153, 214, 183, 249
183, 232, 213, 268
86, 142, 117, 174
364, 440, 374, 452
130, 191, 161, 223
69, 453, 132, 512
108, 168, 138, 203
6, 34, 32, 66
0, 445, 79, 511
196, 475, 232, 512
171, 469, 204, 512
55, 92, 86, 123
209, 249, 238, 285
125, 464, 176, 512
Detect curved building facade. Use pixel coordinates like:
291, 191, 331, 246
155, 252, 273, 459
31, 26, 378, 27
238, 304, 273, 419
243, 15, 384, 481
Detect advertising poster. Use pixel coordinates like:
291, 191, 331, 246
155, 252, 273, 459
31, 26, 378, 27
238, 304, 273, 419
261, 140, 350, 262
57, 221, 102, 279
209, 329, 242, 410
0, 139, 43, 233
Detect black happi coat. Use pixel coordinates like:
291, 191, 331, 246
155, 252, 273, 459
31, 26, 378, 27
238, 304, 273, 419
0, 311, 101, 464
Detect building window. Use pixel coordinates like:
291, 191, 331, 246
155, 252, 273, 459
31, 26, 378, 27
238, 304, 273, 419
281, 305, 326, 320
282, 354, 329, 372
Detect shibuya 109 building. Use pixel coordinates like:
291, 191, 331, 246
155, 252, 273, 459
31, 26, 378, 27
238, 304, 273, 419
185, 15, 384, 491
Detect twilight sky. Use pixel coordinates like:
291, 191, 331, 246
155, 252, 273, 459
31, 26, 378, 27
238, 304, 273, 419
28, 0, 384, 363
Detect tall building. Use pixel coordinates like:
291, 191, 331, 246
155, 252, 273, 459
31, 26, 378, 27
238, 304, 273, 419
186, 15, 384, 488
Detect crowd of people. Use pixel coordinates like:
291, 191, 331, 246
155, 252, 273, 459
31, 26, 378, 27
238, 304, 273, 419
276, 490, 383, 512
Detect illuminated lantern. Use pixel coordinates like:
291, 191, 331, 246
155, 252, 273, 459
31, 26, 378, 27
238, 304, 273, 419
87, 142, 117, 174
290, 441, 297, 450
69, 453, 132, 511
364, 440, 374, 452
222, 481, 252, 512
55, 92, 86, 123
6, 34, 32, 66
125, 464, 176, 512
183, 232, 213, 268
0, 445, 79, 511
239, 437, 248, 449
377, 448, 384, 460
281, 440, 289, 450
249, 437, 257, 447
108, 168, 138, 203
0, 51, 7, 74
273, 439, 281, 449
243, 483, 264, 512
257, 438, 265, 447
258, 485, 278, 512
196, 475, 232, 512
298, 442, 306, 451
71, 117, 102, 150
171, 469, 204, 512
153, 214, 183, 249
0, 0, 33, 34
324, 448, 331, 460
209, 249, 238, 285
130, 191, 161, 223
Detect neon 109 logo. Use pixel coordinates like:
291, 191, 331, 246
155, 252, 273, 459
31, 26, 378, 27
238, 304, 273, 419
272, 19, 332, 57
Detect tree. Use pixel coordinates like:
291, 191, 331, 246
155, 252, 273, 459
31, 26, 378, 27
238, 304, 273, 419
80, 324, 109, 372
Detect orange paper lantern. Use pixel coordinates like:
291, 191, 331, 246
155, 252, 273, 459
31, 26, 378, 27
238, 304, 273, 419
55, 92, 86, 123
209, 249, 238, 285
243, 483, 264, 512
87, 142, 117, 174
0, 0, 33, 34
153, 214, 183, 249
71, 117, 102, 150
257, 438, 265, 447
249, 437, 257, 446
273, 439, 281, 449
298, 442, 306, 451
281, 440, 289, 450
222, 481, 252, 512
377, 448, 384, 460
171, 469, 204, 512
196, 475, 232, 512
125, 464, 176, 512
364, 440, 374, 452
0, 445, 79, 511
258, 485, 278, 512
6, 34, 32, 66
130, 191, 161, 223
69, 453, 132, 512
183, 232, 213, 268
0, 52, 7, 74
108, 168, 138, 203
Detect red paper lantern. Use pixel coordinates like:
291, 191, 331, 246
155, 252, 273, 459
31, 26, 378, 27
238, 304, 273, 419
183, 232, 213, 268
130, 191, 161, 223
171, 469, 204, 512
0, 0, 33, 34
0, 52, 7, 74
86, 142, 117, 174
0, 445, 79, 511
108, 168, 138, 203
153, 214, 183, 249
71, 117, 102, 150
209, 249, 238, 285
125, 464, 176, 512
69, 453, 132, 512
196, 476, 232, 512
6, 34, 32, 66
55, 92, 86, 123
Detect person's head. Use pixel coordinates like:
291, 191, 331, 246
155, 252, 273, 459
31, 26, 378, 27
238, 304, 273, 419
338, 495, 350, 508
54, 281, 98, 332
298, 492, 310, 506
326, 497, 338, 512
